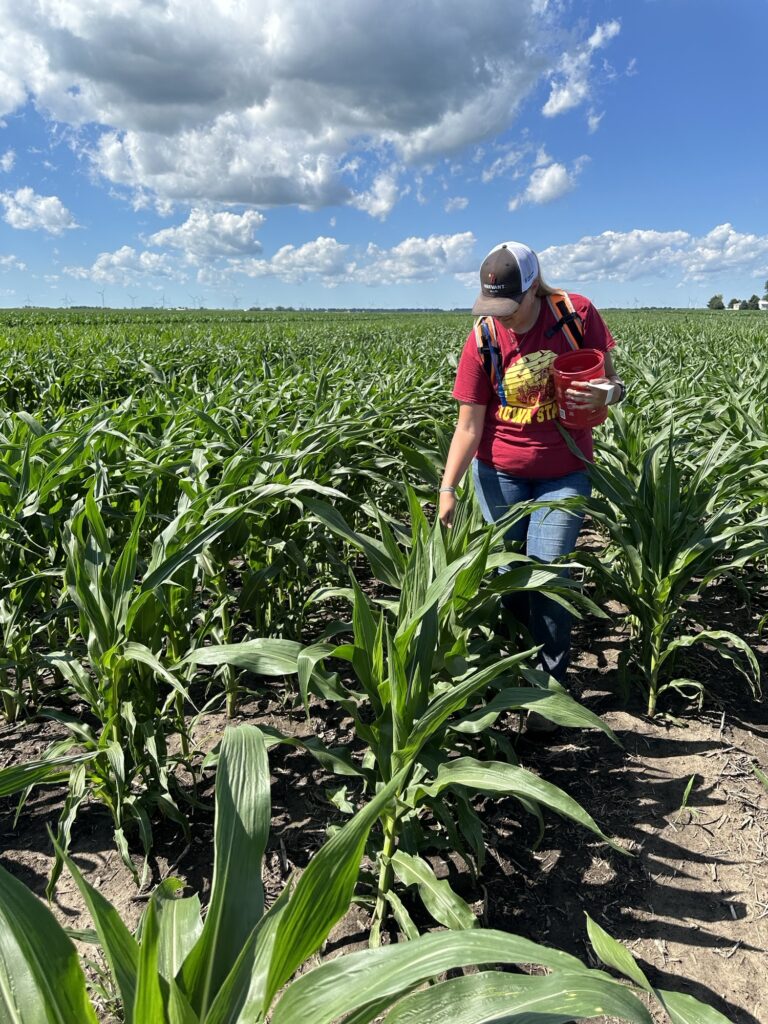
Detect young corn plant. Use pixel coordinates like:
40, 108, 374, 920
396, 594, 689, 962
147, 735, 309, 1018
0, 724, 733, 1024
186, 495, 621, 941
570, 424, 768, 716
34, 485, 246, 888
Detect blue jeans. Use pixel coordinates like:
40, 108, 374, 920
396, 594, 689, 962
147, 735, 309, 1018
472, 459, 591, 684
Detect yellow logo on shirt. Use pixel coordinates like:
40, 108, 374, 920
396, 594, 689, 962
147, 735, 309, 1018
498, 351, 559, 424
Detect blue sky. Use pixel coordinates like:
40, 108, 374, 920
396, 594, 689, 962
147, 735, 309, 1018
0, 0, 766, 310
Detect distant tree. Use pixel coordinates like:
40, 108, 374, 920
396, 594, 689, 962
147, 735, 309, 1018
707, 294, 725, 310
739, 300, 749, 310
764, 280, 768, 299
746, 294, 761, 310
727, 298, 739, 309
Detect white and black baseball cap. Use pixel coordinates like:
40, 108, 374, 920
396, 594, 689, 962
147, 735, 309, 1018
471, 241, 540, 316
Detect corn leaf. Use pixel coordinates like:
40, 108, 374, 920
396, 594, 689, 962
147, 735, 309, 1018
0, 861, 98, 1024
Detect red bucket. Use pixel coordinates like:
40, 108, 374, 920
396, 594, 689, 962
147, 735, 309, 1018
551, 349, 608, 429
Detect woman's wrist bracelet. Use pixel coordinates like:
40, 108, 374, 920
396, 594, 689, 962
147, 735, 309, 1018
439, 486, 456, 495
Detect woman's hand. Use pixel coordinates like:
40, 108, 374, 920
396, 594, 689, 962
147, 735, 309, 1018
564, 376, 612, 410
439, 490, 457, 529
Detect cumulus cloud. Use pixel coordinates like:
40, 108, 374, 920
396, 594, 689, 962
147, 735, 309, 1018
509, 156, 588, 210
1, 149, 15, 171
0, 187, 78, 233
0, 254, 26, 270
0, 1, 618, 212
232, 237, 353, 285
65, 245, 180, 285
148, 208, 266, 260
70, 229, 477, 291
539, 223, 768, 283
362, 231, 475, 285
542, 19, 621, 117
350, 170, 403, 220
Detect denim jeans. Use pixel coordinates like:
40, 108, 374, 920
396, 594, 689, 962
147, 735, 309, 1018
472, 459, 591, 684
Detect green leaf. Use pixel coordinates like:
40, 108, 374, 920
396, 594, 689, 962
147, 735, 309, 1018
182, 639, 302, 676
0, 751, 95, 798
449, 685, 618, 743
140, 510, 242, 594
585, 914, 652, 991
752, 763, 768, 793
133, 895, 168, 1023
202, 883, 292, 1024
264, 766, 409, 1010
302, 498, 401, 586
655, 989, 736, 1024
394, 649, 538, 769
155, 884, 203, 984
180, 726, 271, 1019
0, 862, 99, 1024
111, 500, 147, 630
383, 889, 420, 942
411, 757, 626, 854
390, 851, 476, 930
260, 725, 365, 778
58, 839, 139, 1022
381, 969, 653, 1024
270, 928, 600, 1024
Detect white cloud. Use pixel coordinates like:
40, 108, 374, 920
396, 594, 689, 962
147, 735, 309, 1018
538, 223, 768, 284
482, 147, 527, 183
350, 170, 403, 220
230, 230, 475, 287
445, 196, 469, 212
65, 245, 180, 285
587, 21, 622, 50
0, 187, 77, 234
0, 254, 26, 270
0, 1, 611, 211
587, 109, 604, 134
509, 158, 587, 210
0, 149, 15, 172
148, 208, 266, 260
362, 231, 475, 285
542, 19, 621, 118
58, 228, 478, 292
232, 237, 353, 285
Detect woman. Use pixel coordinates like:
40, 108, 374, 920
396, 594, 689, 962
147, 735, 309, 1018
439, 241, 624, 694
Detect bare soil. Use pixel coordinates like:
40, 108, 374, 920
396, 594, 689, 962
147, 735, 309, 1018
1, 575, 767, 1023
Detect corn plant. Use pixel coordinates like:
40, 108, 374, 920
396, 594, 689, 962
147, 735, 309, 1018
187, 497, 621, 941
0, 724, 732, 1024
29, 483, 251, 888
568, 421, 768, 716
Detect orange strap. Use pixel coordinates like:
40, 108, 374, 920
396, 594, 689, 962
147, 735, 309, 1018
545, 291, 584, 350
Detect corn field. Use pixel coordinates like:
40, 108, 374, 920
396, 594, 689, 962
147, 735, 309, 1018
1, 306, 767, 1023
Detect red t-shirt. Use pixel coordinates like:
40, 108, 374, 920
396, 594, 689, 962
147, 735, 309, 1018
452, 294, 616, 479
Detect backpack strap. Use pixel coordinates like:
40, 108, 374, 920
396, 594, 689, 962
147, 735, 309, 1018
473, 316, 508, 406
545, 291, 584, 350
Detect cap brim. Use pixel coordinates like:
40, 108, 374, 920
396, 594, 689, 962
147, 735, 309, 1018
471, 292, 524, 317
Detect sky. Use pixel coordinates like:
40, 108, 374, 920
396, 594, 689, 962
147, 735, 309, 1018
0, 0, 766, 311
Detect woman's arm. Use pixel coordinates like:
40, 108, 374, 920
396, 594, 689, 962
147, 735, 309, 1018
439, 401, 487, 528
604, 351, 622, 385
